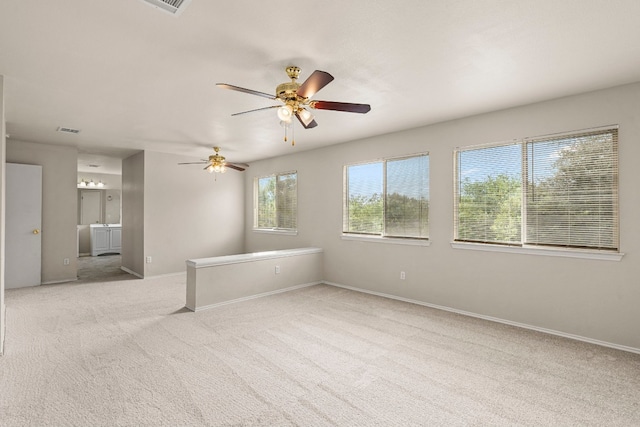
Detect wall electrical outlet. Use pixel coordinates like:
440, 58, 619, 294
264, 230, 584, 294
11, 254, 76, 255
63, 258, 70, 265
146, 256, 152, 263
400, 271, 406, 280
275, 265, 281, 274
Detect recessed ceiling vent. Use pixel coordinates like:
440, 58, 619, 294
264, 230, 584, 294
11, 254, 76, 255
140, 0, 193, 16
57, 126, 81, 134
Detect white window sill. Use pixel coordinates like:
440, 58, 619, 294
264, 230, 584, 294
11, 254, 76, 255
342, 234, 431, 247
451, 241, 624, 261
253, 228, 298, 236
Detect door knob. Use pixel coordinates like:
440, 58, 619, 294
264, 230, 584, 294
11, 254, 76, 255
33, 229, 40, 235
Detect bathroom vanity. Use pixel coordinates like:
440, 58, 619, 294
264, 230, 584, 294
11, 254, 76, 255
90, 224, 122, 256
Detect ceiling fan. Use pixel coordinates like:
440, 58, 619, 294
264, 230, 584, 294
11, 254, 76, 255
178, 147, 248, 174
217, 66, 371, 145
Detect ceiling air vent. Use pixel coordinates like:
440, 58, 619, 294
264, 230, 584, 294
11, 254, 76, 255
57, 126, 81, 134
140, 0, 193, 16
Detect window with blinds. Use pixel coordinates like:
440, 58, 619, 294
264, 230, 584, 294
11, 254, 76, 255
344, 154, 429, 239
454, 127, 619, 251
254, 171, 297, 231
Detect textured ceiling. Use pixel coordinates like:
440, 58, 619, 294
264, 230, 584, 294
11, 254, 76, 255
1, 0, 640, 169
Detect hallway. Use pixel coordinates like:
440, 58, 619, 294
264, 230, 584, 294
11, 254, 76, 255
76, 255, 135, 282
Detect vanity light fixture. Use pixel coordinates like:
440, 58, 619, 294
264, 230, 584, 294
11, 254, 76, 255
78, 179, 106, 188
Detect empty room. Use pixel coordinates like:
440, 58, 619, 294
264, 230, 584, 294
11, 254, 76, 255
1, 1, 639, 426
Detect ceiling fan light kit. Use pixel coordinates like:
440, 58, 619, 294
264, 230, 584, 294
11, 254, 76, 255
217, 65, 371, 146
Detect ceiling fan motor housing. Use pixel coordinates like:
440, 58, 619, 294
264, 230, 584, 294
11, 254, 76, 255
209, 148, 225, 165
276, 81, 301, 101
277, 66, 305, 104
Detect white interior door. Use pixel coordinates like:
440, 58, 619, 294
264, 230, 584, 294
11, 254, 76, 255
6, 163, 43, 289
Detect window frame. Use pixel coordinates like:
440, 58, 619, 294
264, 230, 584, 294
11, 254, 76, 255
342, 152, 430, 244
253, 170, 298, 234
452, 126, 622, 260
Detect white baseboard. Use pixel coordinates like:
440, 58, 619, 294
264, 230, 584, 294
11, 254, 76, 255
143, 271, 186, 279
187, 281, 322, 312
120, 266, 143, 279
324, 281, 640, 355
1, 302, 5, 356
41, 278, 78, 285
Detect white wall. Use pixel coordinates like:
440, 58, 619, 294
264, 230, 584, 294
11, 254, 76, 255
122, 150, 246, 277
244, 82, 640, 351
1, 75, 6, 354
6, 140, 78, 284
142, 150, 245, 276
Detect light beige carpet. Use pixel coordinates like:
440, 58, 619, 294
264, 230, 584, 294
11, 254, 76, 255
1, 276, 639, 426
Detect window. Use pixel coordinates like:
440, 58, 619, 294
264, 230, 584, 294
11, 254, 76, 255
254, 171, 297, 232
454, 127, 618, 251
344, 154, 429, 239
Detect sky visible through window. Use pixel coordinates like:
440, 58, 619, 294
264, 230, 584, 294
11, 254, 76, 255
347, 162, 383, 197
459, 144, 521, 183
347, 143, 563, 193
458, 141, 563, 183
347, 156, 428, 199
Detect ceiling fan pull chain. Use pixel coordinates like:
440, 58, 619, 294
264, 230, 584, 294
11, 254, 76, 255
291, 122, 295, 146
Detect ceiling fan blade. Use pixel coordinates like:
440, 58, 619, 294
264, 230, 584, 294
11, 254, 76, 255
225, 164, 246, 172
203, 164, 212, 171
228, 162, 249, 168
178, 161, 208, 165
216, 83, 276, 100
297, 70, 334, 99
295, 111, 318, 129
231, 105, 280, 116
311, 101, 371, 114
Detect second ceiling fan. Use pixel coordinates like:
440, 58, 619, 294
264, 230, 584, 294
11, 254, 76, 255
217, 66, 371, 144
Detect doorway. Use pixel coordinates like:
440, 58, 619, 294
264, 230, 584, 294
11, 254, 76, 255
80, 190, 102, 225
77, 154, 124, 281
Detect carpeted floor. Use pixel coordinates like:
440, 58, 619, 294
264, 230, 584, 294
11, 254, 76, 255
1, 276, 639, 426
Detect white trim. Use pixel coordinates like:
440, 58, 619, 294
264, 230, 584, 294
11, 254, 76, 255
186, 247, 323, 269
523, 124, 619, 143
120, 266, 144, 279
324, 281, 640, 355
451, 241, 624, 261
187, 281, 321, 312
342, 234, 431, 247
454, 124, 619, 151
0, 302, 7, 356
1, 302, 6, 355
252, 228, 298, 236
41, 278, 78, 285
142, 271, 185, 279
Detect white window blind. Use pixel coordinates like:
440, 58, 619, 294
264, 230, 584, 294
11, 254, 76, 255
344, 154, 429, 239
455, 143, 522, 244
344, 162, 384, 234
454, 127, 619, 251
385, 155, 430, 238
255, 171, 297, 231
525, 129, 618, 250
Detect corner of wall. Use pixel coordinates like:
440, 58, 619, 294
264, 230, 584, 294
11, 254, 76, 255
121, 151, 145, 278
